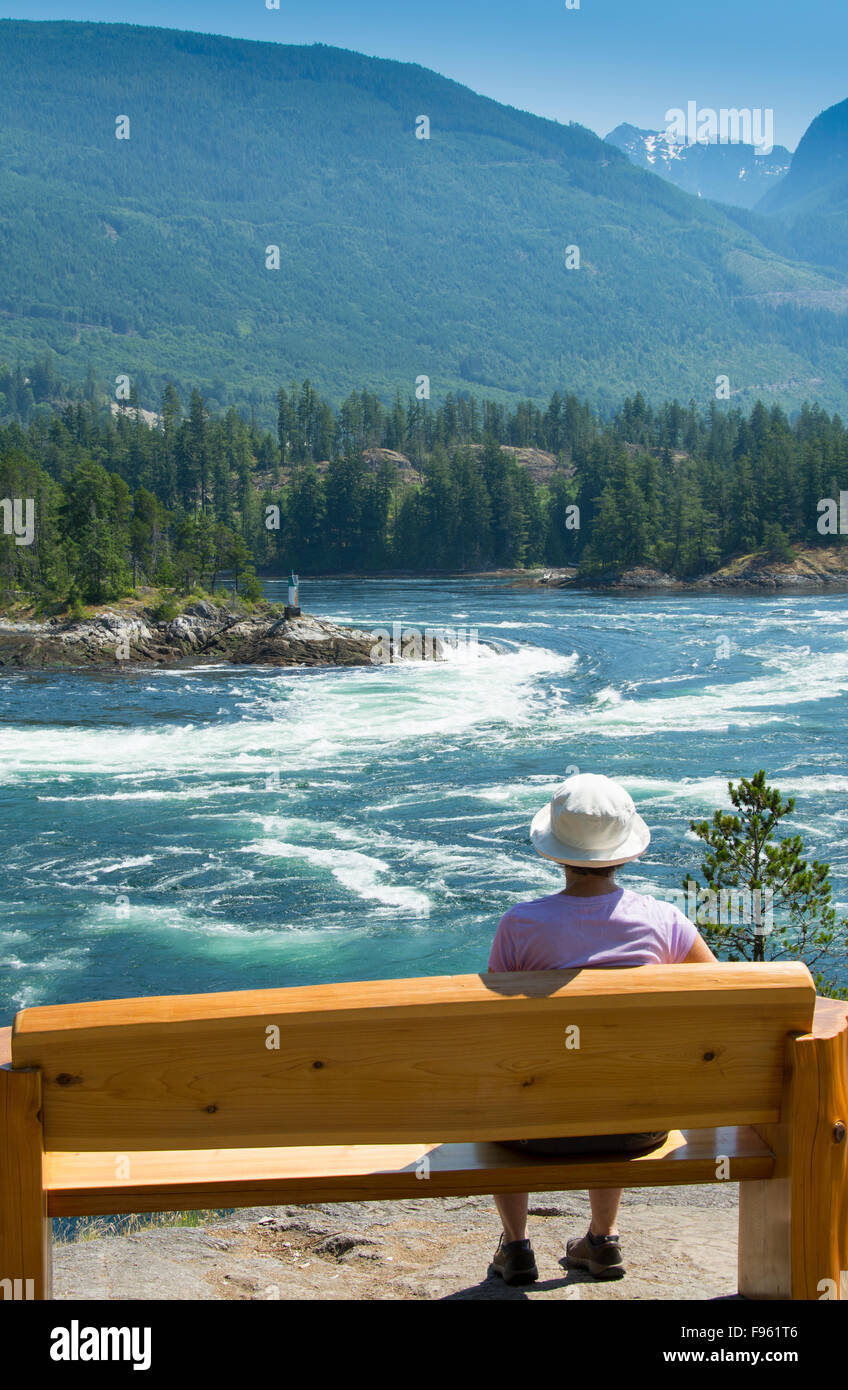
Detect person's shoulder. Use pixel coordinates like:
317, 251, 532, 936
498, 894, 561, 928
618, 886, 658, 909
619, 888, 684, 922
620, 887, 697, 948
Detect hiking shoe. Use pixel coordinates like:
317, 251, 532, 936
489, 1234, 539, 1286
565, 1229, 626, 1280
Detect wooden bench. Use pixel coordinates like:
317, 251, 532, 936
1, 961, 846, 1300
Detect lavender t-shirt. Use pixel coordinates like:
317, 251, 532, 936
488, 887, 697, 972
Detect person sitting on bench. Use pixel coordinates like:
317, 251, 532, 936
487, 771, 717, 1286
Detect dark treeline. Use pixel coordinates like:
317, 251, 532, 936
1, 365, 848, 606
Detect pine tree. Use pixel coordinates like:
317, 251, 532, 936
687, 771, 847, 995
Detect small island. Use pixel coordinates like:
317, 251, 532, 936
0, 592, 443, 671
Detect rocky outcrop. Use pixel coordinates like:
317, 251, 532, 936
509, 567, 579, 587
466, 444, 568, 486
691, 547, 848, 590
514, 547, 848, 592
209, 612, 388, 668
567, 566, 679, 591
0, 603, 441, 672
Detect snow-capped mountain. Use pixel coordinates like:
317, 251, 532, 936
605, 122, 791, 209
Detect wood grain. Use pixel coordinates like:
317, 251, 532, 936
739, 997, 848, 1300
0, 1063, 51, 1300
790, 1002, 848, 1298
44, 1126, 775, 1218
12, 964, 815, 1152
12, 962, 814, 1033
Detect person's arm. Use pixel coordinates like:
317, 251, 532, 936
681, 931, 719, 963
488, 911, 517, 971
667, 902, 718, 964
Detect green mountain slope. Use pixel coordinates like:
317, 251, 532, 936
756, 97, 848, 274
1, 19, 847, 416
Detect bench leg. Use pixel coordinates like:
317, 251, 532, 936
738, 1156, 792, 1299
739, 1014, 848, 1300
0, 1064, 51, 1301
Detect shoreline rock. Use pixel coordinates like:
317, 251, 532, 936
512, 547, 848, 594
0, 604, 443, 672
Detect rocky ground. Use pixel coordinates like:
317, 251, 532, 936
0, 602, 436, 671
694, 546, 848, 590
53, 1185, 741, 1301
513, 546, 848, 593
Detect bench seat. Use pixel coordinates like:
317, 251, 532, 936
45, 1126, 775, 1217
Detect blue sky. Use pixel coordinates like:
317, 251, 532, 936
4, 1, 847, 150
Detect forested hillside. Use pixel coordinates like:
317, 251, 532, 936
1, 371, 846, 607
1, 20, 848, 418
756, 97, 848, 273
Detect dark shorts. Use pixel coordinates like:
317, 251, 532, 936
498, 1130, 668, 1156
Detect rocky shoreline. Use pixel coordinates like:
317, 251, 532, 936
4, 547, 845, 672
0, 603, 425, 672
513, 546, 848, 593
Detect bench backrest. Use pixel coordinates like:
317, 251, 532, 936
11, 963, 815, 1152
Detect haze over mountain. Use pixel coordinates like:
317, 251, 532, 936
1, 19, 847, 418
755, 97, 848, 273
605, 123, 791, 210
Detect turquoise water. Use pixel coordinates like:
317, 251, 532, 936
2, 578, 847, 1018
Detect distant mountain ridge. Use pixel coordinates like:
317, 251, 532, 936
0, 19, 847, 418
760, 97, 848, 212
753, 97, 848, 273
605, 123, 791, 209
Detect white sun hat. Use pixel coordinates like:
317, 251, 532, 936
530, 772, 650, 867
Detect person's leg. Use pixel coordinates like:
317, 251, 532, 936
588, 1187, 622, 1237
491, 1191, 538, 1284
494, 1192, 528, 1243
566, 1189, 626, 1279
